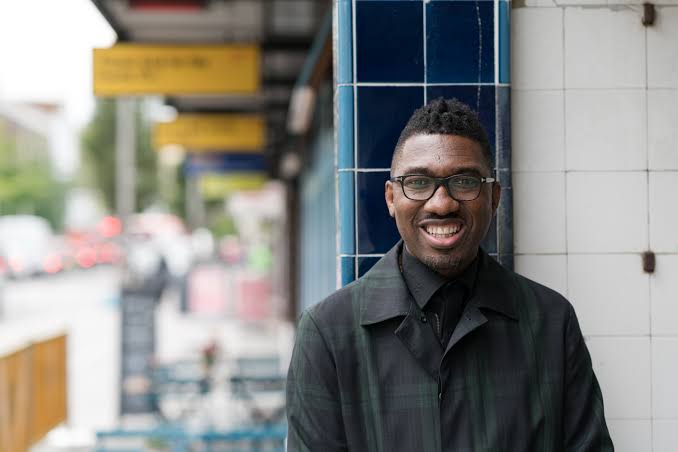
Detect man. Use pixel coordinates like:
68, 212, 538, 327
286, 98, 613, 451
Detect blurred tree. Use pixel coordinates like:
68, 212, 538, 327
0, 121, 67, 229
80, 99, 166, 213
207, 210, 237, 238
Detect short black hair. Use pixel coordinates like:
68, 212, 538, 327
391, 98, 493, 173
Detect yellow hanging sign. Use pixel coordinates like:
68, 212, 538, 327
93, 44, 260, 96
199, 172, 267, 199
154, 114, 265, 151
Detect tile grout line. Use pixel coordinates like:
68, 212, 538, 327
352, 0, 359, 282
337, 82, 510, 88
335, 1, 341, 289
338, 168, 390, 173
561, 5, 570, 299
495, 0, 503, 263
423, 0, 428, 104
644, 21, 654, 449
494, 0, 499, 86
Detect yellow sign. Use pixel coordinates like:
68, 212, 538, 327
154, 114, 265, 151
199, 172, 267, 199
93, 44, 260, 96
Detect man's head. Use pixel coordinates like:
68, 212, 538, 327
385, 98, 500, 278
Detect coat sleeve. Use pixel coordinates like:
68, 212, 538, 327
286, 310, 348, 452
563, 305, 615, 451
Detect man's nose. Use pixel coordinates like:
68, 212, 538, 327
424, 184, 461, 215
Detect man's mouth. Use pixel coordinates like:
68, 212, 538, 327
418, 221, 466, 248
424, 224, 461, 238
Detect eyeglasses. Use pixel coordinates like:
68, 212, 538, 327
389, 174, 496, 202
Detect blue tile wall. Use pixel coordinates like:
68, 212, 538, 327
339, 171, 355, 254
337, 85, 355, 169
356, 171, 401, 254
481, 215, 498, 255
341, 256, 356, 286
358, 256, 381, 278
334, 0, 512, 286
499, 1, 510, 84
426, 1, 494, 84
336, 0, 353, 84
357, 86, 424, 168
356, 1, 424, 83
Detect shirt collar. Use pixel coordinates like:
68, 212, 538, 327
401, 246, 479, 310
359, 241, 518, 326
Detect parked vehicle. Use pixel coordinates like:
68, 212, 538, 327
0, 215, 54, 278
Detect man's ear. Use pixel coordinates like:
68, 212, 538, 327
385, 180, 395, 218
491, 181, 501, 215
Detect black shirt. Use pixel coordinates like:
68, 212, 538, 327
401, 246, 479, 348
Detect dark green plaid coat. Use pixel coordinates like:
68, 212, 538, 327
286, 242, 613, 452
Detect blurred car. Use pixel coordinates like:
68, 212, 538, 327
0, 215, 54, 278
65, 228, 123, 270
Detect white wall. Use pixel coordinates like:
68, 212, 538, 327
512, 2, 678, 451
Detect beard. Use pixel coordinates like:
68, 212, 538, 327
421, 253, 463, 276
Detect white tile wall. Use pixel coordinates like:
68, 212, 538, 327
515, 3, 678, 451
566, 172, 648, 253
653, 420, 678, 452
511, 8, 563, 90
652, 338, 678, 419
565, 89, 647, 171
564, 8, 646, 89
514, 172, 566, 253
648, 7, 678, 88
568, 254, 649, 335
606, 420, 652, 452
651, 255, 678, 336
515, 254, 568, 296
648, 89, 678, 170
512, 90, 565, 172
587, 337, 651, 419
649, 172, 678, 252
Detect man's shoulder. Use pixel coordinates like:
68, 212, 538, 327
303, 275, 370, 329
509, 267, 574, 320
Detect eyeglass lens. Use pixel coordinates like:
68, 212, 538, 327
401, 175, 482, 201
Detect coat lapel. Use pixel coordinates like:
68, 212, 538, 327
359, 241, 442, 379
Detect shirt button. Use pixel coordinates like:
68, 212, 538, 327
439, 392, 443, 400
420, 314, 427, 323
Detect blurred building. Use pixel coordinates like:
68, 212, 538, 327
89, 1, 678, 450
0, 103, 51, 167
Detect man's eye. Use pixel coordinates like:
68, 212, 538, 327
451, 176, 480, 188
404, 177, 432, 188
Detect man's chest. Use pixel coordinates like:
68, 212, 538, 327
334, 315, 565, 452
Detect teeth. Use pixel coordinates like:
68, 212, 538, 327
425, 225, 461, 236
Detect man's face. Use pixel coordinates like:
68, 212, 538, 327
385, 134, 500, 278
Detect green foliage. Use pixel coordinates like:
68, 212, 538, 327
80, 99, 116, 209
80, 98, 160, 212
0, 120, 67, 229
208, 212, 237, 238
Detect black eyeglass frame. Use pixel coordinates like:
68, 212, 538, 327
389, 174, 496, 202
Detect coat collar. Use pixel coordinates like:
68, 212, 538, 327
359, 241, 518, 326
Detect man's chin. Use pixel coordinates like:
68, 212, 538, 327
420, 253, 464, 275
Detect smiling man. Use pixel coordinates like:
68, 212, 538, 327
286, 99, 613, 451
